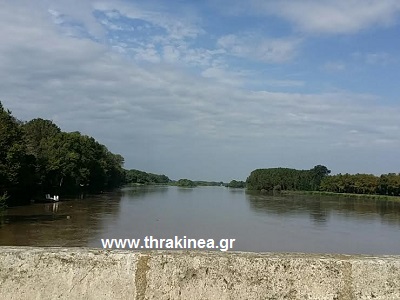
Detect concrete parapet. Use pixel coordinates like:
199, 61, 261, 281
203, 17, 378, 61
0, 247, 399, 299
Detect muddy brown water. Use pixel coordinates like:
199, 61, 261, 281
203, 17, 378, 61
1, 186, 399, 254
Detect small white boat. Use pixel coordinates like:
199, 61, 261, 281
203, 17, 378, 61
45, 194, 60, 202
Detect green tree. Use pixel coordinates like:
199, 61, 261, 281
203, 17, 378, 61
0, 102, 35, 204
0, 101, 126, 204
246, 165, 330, 192
227, 180, 246, 188
125, 169, 170, 185
176, 179, 197, 187
309, 165, 331, 190
22, 119, 61, 188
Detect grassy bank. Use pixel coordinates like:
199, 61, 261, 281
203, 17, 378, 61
280, 190, 400, 202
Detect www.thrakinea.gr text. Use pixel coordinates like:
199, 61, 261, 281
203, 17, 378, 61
101, 236, 236, 251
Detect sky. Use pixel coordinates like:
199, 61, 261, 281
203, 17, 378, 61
1, 0, 400, 181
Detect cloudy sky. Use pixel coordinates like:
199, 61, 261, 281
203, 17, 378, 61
1, 0, 400, 181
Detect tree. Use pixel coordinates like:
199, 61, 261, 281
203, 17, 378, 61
0, 102, 35, 204
22, 118, 61, 188
227, 180, 246, 188
309, 165, 331, 190
176, 179, 197, 187
125, 169, 170, 185
0, 101, 127, 204
246, 165, 331, 192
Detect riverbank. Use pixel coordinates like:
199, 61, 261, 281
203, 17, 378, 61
1, 247, 399, 299
280, 190, 400, 202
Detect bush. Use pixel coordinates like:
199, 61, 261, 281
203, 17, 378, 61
0, 192, 9, 209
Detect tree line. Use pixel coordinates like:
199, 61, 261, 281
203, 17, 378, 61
1, 102, 125, 206
246, 165, 400, 197
226, 180, 246, 188
125, 169, 170, 185
246, 165, 331, 191
320, 173, 400, 196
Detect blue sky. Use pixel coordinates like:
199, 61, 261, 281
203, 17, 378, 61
1, 0, 400, 181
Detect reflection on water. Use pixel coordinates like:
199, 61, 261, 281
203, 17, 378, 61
121, 185, 168, 197
0, 186, 400, 254
246, 192, 400, 227
0, 192, 122, 247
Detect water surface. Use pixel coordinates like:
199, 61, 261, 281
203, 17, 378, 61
1, 186, 399, 254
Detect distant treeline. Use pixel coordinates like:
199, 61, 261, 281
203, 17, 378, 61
194, 180, 223, 187
125, 169, 170, 185
124, 172, 227, 187
246, 165, 331, 192
1, 101, 125, 206
172, 179, 197, 187
320, 173, 400, 196
246, 165, 400, 197
169, 179, 222, 187
168, 179, 231, 188
226, 180, 246, 188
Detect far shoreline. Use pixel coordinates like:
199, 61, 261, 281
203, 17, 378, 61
279, 190, 400, 202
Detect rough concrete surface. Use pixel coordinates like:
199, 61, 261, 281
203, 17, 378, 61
0, 247, 399, 300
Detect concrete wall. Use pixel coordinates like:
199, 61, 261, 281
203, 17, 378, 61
0, 247, 399, 300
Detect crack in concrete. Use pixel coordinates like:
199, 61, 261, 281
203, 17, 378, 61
57, 264, 96, 299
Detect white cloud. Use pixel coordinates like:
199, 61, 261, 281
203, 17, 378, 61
46, 0, 105, 38
133, 44, 161, 63
251, 0, 400, 34
94, 1, 204, 40
2, 0, 400, 178
89, 1, 225, 70
217, 34, 300, 63
162, 45, 181, 63
201, 67, 251, 86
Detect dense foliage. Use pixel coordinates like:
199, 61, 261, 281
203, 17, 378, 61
125, 169, 170, 185
194, 181, 223, 186
227, 180, 246, 188
246, 165, 331, 191
320, 173, 400, 196
0, 102, 125, 205
247, 165, 400, 197
174, 179, 197, 187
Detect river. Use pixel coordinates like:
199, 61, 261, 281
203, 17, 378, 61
1, 186, 399, 254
